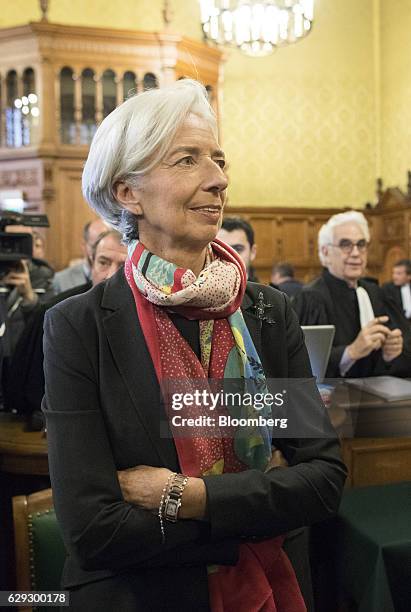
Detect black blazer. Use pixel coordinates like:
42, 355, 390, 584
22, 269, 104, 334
43, 268, 346, 610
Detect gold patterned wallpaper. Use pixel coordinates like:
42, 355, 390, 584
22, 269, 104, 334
380, 0, 411, 194
222, 0, 376, 208
0, 0, 403, 209
0, 0, 203, 38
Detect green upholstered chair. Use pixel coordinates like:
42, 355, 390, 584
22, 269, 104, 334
12, 488, 66, 612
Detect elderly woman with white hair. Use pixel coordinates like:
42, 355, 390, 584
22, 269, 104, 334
42, 79, 346, 612
293, 210, 411, 378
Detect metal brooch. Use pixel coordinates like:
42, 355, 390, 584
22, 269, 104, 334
253, 291, 276, 324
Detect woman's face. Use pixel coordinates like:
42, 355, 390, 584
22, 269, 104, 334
120, 113, 228, 260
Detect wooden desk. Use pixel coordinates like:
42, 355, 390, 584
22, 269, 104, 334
329, 383, 411, 487
330, 381, 411, 437
0, 414, 48, 476
341, 437, 411, 487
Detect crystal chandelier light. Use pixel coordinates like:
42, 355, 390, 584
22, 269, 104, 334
199, 0, 314, 57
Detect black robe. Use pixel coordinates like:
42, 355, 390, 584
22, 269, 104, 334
382, 281, 411, 321
292, 269, 411, 378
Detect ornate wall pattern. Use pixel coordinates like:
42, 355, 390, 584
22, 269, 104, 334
0, 0, 203, 38
223, 0, 376, 208
380, 0, 411, 193
0, 0, 400, 210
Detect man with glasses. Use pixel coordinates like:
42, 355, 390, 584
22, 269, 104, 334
293, 211, 411, 377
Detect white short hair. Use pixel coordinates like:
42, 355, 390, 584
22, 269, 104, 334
82, 79, 217, 242
318, 210, 370, 264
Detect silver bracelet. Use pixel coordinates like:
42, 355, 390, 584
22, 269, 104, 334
158, 472, 175, 544
163, 473, 189, 523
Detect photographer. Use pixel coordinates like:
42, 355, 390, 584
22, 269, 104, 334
2, 259, 40, 353
5, 229, 126, 422
0, 218, 52, 403
0, 221, 53, 355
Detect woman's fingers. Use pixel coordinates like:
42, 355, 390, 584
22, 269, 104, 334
265, 447, 288, 471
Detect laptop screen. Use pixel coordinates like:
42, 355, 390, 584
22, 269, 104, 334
301, 325, 335, 382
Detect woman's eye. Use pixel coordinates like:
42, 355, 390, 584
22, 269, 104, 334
215, 159, 226, 169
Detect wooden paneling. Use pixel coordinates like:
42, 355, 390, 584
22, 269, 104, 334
225, 206, 350, 283
225, 193, 411, 284
342, 438, 411, 488
55, 162, 94, 268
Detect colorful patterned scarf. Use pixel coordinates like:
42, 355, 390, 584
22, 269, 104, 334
125, 238, 305, 612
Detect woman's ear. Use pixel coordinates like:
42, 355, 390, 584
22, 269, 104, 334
113, 182, 143, 216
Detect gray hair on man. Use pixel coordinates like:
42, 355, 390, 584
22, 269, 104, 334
318, 210, 370, 265
90, 229, 123, 261
82, 79, 217, 243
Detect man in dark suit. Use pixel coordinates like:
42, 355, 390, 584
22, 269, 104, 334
270, 262, 303, 298
217, 217, 259, 282
382, 259, 411, 321
52, 218, 108, 294
293, 211, 411, 378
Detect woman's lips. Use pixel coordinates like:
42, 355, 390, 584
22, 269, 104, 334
190, 207, 222, 221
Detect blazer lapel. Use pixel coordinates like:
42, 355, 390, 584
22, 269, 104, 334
241, 290, 263, 360
101, 270, 179, 469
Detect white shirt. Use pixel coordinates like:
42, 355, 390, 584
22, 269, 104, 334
339, 285, 375, 376
400, 284, 411, 319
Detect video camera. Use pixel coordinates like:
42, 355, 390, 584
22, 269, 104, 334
0, 210, 49, 280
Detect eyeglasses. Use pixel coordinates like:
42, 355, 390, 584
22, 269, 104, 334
329, 239, 368, 254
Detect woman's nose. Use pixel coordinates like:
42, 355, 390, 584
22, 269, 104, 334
202, 161, 228, 194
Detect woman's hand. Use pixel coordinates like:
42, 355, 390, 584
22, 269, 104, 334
117, 465, 207, 519
117, 465, 173, 510
118, 448, 287, 518
265, 446, 288, 472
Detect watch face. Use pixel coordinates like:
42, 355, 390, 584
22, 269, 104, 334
165, 499, 179, 519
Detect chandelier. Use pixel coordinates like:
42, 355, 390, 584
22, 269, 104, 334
199, 0, 314, 57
